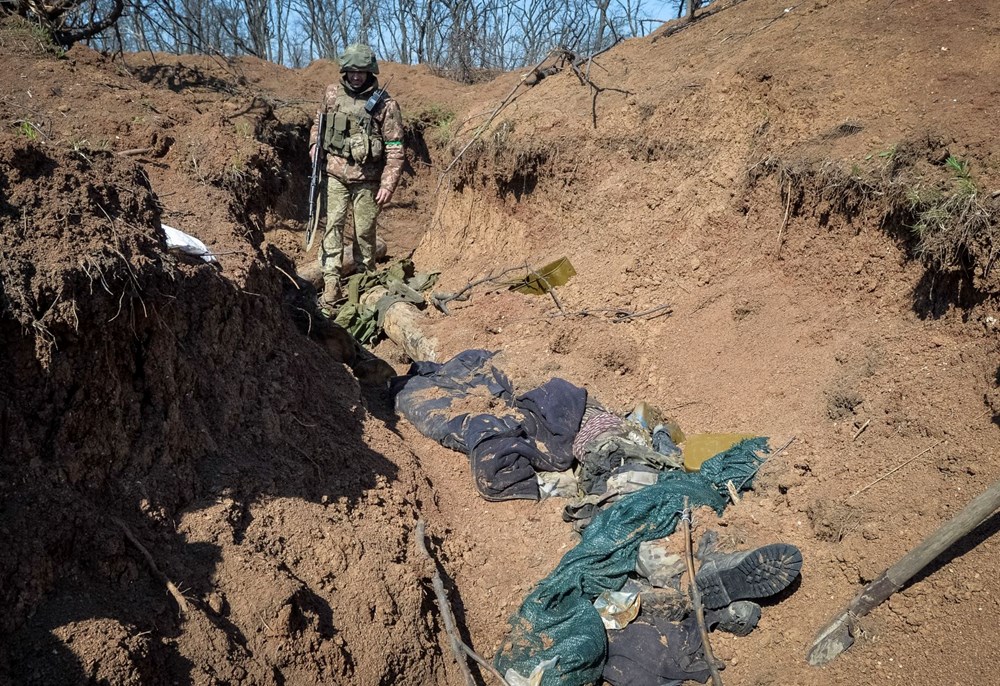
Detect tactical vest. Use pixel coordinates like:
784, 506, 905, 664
323, 91, 385, 165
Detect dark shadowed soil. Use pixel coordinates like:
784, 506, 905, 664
1, 0, 999, 683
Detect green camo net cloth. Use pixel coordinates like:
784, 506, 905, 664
494, 437, 770, 685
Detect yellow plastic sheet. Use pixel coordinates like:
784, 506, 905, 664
682, 433, 758, 472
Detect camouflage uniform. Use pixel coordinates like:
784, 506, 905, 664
308, 44, 405, 305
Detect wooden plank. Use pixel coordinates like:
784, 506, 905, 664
807, 477, 1000, 665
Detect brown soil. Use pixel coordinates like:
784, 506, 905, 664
1, 0, 999, 683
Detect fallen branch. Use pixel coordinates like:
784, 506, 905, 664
432, 264, 531, 314
415, 520, 508, 685
441, 50, 557, 177
851, 419, 870, 442
567, 61, 633, 128
112, 516, 190, 617
681, 499, 723, 686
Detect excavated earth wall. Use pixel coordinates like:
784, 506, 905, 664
2, 0, 1000, 683
0, 29, 444, 684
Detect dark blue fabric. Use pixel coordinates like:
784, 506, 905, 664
604, 617, 710, 686
465, 414, 542, 501
396, 350, 583, 501
395, 350, 508, 444
515, 377, 587, 472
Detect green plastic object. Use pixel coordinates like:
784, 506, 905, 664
508, 257, 576, 295
495, 438, 770, 686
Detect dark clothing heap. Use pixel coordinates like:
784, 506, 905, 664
604, 616, 712, 686
395, 351, 795, 686
395, 350, 586, 501
396, 350, 687, 507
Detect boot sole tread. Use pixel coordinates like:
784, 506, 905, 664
696, 544, 802, 609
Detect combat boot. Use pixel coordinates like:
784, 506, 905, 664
320, 278, 342, 317
695, 541, 803, 609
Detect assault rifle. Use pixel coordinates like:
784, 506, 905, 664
305, 108, 327, 250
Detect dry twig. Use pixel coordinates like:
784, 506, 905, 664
441, 50, 557, 178
274, 264, 300, 289
415, 520, 509, 686
852, 419, 870, 442
527, 263, 565, 315
850, 439, 946, 498
112, 516, 190, 617
431, 264, 530, 314
681, 499, 723, 686
735, 436, 795, 491
726, 480, 741, 504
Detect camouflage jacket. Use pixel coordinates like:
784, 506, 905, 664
309, 80, 405, 193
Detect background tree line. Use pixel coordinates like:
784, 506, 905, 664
2, 0, 695, 78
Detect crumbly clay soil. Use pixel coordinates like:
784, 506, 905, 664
1, 0, 999, 683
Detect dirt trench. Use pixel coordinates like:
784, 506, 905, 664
0, 79, 444, 684
4, 0, 1000, 683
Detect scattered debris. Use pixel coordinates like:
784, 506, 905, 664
161, 223, 216, 262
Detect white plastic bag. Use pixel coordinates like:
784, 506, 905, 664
161, 224, 217, 263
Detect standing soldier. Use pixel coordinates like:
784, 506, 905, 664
309, 43, 405, 313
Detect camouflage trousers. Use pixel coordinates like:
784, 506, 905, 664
319, 175, 381, 278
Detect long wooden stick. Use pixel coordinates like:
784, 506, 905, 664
808, 476, 1000, 665
112, 516, 190, 617
415, 520, 509, 686
681, 499, 723, 685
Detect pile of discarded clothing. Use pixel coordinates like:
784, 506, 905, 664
395, 349, 585, 501
395, 350, 804, 685
396, 350, 755, 519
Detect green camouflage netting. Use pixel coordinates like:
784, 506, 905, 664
495, 437, 770, 685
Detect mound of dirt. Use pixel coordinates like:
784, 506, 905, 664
0, 30, 444, 684
3, 0, 1000, 684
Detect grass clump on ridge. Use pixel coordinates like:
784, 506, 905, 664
405, 104, 456, 145
906, 156, 997, 274
756, 144, 999, 283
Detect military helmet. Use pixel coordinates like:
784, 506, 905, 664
339, 44, 379, 74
